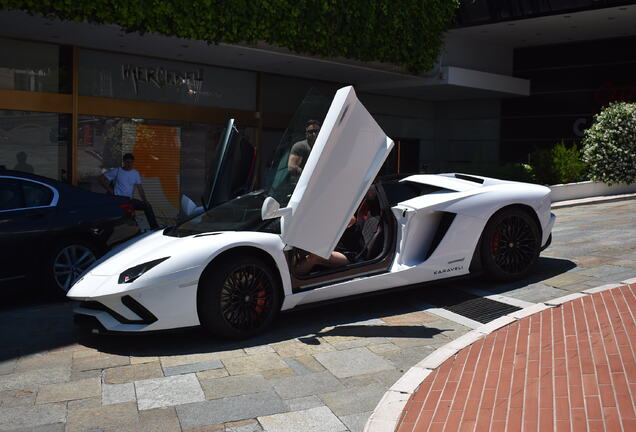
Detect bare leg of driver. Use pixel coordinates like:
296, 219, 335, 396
294, 251, 349, 276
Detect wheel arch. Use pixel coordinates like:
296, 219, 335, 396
469, 203, 542, 273
196, 245, 285, 305
494, 203, 543, 239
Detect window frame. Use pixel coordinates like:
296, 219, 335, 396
0, 175, 59, 212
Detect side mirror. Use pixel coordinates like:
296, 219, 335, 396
261, 196, 292, 220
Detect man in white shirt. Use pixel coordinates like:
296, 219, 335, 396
100, 153, 158, 229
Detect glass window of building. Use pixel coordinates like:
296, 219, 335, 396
0, 110, 70, 180
0, 38, 71, 93
79, 50, 257, 110
77, 115, 255, 226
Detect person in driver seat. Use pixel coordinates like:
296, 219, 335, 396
293, 188, 381, 276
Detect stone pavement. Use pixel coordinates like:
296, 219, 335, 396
392, 283, 636, 432
0, 197, 635, 432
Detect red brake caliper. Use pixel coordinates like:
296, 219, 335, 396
491, 231, 501, 254
254, 282, 266, 315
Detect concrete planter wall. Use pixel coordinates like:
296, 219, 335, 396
550, 180, 636, 202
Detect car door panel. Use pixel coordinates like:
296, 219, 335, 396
0, 177, 57, 282
275, 86, 394, 259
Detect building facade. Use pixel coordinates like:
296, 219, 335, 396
0, 1, 634, 223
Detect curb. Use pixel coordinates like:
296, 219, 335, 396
551, 192, 636, 209
363, 278, 636, 432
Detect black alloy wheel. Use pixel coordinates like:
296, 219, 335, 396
220, 264, 275, 331
198, 255, 281, 339
481, 208, 540, 282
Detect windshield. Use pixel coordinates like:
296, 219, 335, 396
166, 89, 331, 237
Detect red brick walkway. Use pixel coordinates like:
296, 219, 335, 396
396, 284, 636, 432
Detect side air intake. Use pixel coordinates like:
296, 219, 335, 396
425, 212, 456, 260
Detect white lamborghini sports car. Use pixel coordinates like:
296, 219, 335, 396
68, 86, 556, 339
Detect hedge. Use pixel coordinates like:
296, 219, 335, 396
0, 0, 459, 74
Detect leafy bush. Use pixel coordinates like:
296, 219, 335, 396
582, 102, 636, 185
0, 0, 459, 74
531, 141, 587, 185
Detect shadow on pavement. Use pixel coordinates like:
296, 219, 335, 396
79, 290, 454, 358
297, 325, 448, 345
461, 256, 577, 295
0, 256, 576, 362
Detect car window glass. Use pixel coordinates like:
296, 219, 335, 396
0, 179, 25, 210
22, 181, 53, 207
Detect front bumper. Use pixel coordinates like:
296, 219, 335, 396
69, 268, 202, 333
73, 295, 158, 334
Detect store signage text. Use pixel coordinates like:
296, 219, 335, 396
121, 64, 204, 94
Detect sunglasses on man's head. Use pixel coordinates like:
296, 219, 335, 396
305, 129, 319, 135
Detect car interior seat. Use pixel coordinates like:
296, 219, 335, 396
352, 188, 384, 262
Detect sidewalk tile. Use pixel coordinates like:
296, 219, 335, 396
164, 359, 223, 377
110, 406, 181, 432
270, 339, 335, 358
367, 343, 401, 354
272, 371, 343, 399
176, 391, 286, 429
320, 383, 386, 416
340, 411, 372, 432
66, 401, 138, 432
201, 374, 271, 400
0, 359, 16, 376
257, 406, 347, 432
260, 367, 297, 380
0, 402, 66, 431
104, 361, 163, 384
67, 396, 101, 411
128, 355, 159, 364
0, 367, 70, 392
72, 353, 129, 372
196, 368, 229, 380
102, 382, 136, 405
15, 351, 73, 372
381, 311, 437, 326
222, 353, 287, 376
225, 419, 263, 431
0, 388, 36, 408
244, 345, 275, 355
160, 350, 245, 368
283, 395, 324, 411
542, 272, 594, 288
315, 348, 394, 379
283, 356, 325, 376
135, 373, 205, 410
36, 377, 100, 404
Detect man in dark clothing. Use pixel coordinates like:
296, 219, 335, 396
287, 119, 321, 175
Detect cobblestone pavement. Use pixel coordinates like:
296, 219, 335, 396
395, 283, 636, 432
1, 198, 635, 432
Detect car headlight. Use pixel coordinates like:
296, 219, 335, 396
118, 257, 169, 284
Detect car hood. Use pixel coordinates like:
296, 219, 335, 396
87, 230, 189, 275
80, 229, 286, 278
